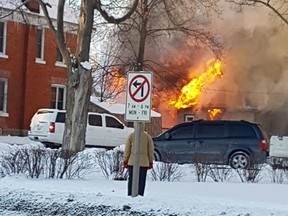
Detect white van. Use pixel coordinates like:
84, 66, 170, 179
28, 108, 134, 148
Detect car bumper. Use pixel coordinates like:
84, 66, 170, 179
28, 132, 59, 144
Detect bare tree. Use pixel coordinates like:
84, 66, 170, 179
90, 32, 127, 102
34, 0, 139, 159
0, 0, 139, 158
226, 0, 288, 26
138, 1, 220, 65
99, 0, 223, 106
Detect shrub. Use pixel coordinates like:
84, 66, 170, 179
93, 147, 128, 180
207, 165, 234, 182
150, 162, 184, 181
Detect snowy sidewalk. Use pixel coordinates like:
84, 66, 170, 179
1, 176, 288, 216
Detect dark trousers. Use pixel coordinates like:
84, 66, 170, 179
127, 166, 148, 196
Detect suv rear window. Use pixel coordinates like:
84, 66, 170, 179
36, 110, 54, 122
56, 113, 66, 123
228, 123, 256, 138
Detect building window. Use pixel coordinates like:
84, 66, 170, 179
184, 114, 194, 122
56, 48, 63, 62
51, 85, 66, 110
0, 78, 8, 114
55, 47, 66, 67
0, 22, 7, 57
36, 27, 45, 62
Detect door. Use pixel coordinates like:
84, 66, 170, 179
29, 110, 55, 136
162, 124, 196, 163
195, 122, 228, 164
86, 113, 105, 146
103, 115, 128, 147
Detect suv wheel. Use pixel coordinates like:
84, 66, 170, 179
154, 150, 161, 161
229, 151, 250, 169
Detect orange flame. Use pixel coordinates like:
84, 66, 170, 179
170, 59, 223, 109
106, 68, 126, 93
208, 108, 222, 120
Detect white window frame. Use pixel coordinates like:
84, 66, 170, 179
0, 78, 8, 117
51, 84, 66, 110
55, 47, 66, 68
184, 114, 194, 122
0, 21, 8, 59
35, 27, 46, 64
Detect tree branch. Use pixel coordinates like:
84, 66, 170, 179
95, 0, 139, 24
38, 0, 56, 33
228, 0, 288, 26
38, 0, 70, 64
253, 0, 288, 26
0, 0, 30, 19
56, 0, 69, 61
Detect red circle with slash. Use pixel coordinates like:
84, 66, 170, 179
129, 75, 150, 103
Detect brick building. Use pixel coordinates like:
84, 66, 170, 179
0, 1, 77, 135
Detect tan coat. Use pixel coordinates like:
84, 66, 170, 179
124, 131, 154, 167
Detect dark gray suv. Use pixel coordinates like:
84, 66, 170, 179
153, 120, 269, 169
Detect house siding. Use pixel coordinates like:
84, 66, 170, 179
0, 19, 76, 135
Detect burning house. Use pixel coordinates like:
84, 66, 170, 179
159, 58, 288, 137
107, 5, 288, 137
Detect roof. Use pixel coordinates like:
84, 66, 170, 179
90, 96, 161, 118
1, 0, 78, 23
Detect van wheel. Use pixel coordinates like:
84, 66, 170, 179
154, 150, 161, 161
229, 151, 250, 169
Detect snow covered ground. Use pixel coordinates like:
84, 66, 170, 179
0, 136, 288, 216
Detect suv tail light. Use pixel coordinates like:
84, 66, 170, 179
259, 139, 268, 151
49, 122, 55, 133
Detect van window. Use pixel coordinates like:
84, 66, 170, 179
170, 125, 194, 139
89, 114, 102, 126
106, 116, 123, 129
56, 112, 66, 123
229, 123, 256, 138
196, 123, 225, 138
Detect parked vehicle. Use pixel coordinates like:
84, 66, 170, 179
267, 135, 288, 169
28, 109, 134, 148
152, 120, 269, 169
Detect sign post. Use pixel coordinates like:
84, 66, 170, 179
125, 71, 152, 197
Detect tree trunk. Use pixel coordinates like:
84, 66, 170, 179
136, 0, 149, 71
61, 64, 92, 159
61, 0, 94, 159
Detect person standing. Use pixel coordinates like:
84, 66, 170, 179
123, 123, 154, 196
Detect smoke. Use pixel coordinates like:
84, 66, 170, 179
152, 3, 288, 133
213, 5, 288, 112
207, 4, 288, 135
